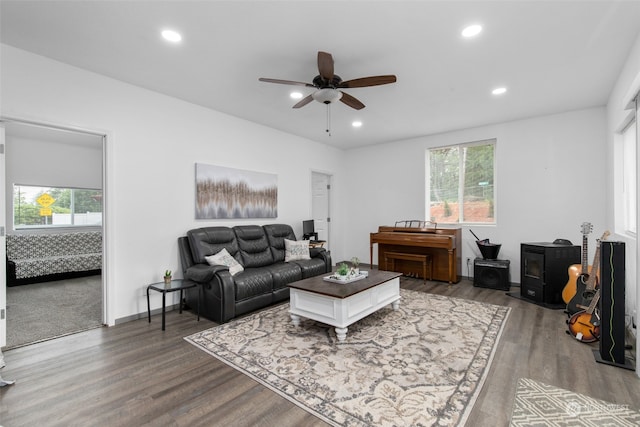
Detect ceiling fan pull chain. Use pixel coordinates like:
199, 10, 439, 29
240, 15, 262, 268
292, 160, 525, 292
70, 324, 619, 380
326, 104, 331, 136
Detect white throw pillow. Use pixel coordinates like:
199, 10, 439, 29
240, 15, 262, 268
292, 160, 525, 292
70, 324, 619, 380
284, 239, 311, 262
205, 248, 244, 276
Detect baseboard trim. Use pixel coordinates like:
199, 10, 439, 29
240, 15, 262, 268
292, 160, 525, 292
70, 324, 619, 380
114, 303, 181, 325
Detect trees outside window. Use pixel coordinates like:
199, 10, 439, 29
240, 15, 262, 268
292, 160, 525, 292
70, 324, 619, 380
13, 185, 102, 229
427, 139, 496, 224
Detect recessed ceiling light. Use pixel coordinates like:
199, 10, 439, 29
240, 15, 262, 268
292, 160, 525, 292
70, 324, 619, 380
290, 92, 303, 99
462, 24, 482, 38
352, 121, 363, 128
492, 87, 507, 95
161, 29, 182, 43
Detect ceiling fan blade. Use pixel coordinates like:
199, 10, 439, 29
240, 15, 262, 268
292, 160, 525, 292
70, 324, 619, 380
338, 75, 397, 88
259, 77, 314, 87
317, 51, 334, 81
292, 94, 314, 108
339, 91, 365, 110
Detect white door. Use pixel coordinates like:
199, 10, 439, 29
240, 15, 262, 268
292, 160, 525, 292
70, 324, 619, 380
311, 172, 331, 248
0, 125, 6, 347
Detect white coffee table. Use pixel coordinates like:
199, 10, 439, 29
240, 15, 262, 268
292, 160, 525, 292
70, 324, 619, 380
288, 270, 402, 341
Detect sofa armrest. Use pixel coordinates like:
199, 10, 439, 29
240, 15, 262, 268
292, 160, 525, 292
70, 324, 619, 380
185, 263, 228, 282
6, 257, 16, 285
309, 247, 323, 258
185, 263, 237, 323
310, 248, 332, 273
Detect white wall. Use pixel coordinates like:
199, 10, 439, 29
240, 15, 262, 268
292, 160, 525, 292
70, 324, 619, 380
343, 107, 608, 284
1, 44, 346, 324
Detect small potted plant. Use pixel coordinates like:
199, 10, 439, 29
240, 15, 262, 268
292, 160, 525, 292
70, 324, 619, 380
336, 262, 350, 278
164, 270, 172, 285
350, 257, 360, 275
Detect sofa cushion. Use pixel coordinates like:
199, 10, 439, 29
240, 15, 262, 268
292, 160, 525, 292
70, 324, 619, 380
291, 258, 329, 279
233, 268, 273, 301
284, 239, 310, 262
188, 227, 241, 264
234, 225, 274, 268
263, 223, 297, 262
263, 262, 302, 290
205, 248, 244, 276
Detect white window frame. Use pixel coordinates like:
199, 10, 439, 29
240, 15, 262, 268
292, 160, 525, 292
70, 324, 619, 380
13, 184, 103, 230
622, 118, 637, 235
614, 99, 638, 238
426, 138, 497, 225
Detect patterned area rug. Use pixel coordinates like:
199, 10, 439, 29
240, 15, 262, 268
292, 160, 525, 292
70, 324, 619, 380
185, 289, 510, 427
510, 378, 640, 426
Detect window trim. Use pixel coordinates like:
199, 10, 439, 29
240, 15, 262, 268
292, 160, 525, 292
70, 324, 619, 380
622, 117, 637, 236
614, 98, 638, 238
426, 138, 497, 225
13, 184, 103, 231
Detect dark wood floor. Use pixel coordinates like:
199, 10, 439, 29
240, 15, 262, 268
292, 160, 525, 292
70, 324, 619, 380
2, 277, 639, 426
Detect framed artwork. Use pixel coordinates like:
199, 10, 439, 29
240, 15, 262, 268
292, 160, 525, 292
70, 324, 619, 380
195, 163, 278, 219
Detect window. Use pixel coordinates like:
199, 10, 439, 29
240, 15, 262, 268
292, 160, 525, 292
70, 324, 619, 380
427, 139, 496, 224
621, 117, 637, 235
13, 184, 102, 229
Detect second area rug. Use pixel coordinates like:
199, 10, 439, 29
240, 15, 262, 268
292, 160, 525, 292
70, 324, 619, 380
510, 378, 640, 426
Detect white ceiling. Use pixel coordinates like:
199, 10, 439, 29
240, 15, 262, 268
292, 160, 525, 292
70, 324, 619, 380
2, 1, 640, 149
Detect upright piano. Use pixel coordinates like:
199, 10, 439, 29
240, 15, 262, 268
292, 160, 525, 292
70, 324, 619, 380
370, 225, 462, 283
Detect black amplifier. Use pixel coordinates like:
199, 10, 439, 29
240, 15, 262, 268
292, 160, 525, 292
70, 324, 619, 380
474, 258, 511, 290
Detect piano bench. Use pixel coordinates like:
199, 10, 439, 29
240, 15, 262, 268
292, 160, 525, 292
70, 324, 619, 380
384, 252, 432, 284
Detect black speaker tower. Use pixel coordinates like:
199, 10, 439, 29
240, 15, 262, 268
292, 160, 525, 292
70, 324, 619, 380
593, 241, 633, 370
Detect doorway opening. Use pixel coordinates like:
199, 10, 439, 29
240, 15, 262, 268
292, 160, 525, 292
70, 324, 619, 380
2, 120, 106, 349
311, 171, 331, 250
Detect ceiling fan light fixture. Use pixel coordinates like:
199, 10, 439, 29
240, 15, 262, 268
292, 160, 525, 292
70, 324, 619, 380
258, 51, 395, 114
312, 88, 343, 104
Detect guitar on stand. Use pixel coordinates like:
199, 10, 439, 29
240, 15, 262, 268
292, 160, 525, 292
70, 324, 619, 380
566, 231, 609, 316
567, 288, 601, 342
562, 222, 592, 304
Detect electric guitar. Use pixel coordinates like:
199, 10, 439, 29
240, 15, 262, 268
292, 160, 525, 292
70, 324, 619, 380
566, 231, 609, 316
567, 288, 601, 342
562, 222, 592, 304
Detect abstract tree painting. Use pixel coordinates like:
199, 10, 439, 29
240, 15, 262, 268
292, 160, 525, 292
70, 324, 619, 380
195, 163, 277, 219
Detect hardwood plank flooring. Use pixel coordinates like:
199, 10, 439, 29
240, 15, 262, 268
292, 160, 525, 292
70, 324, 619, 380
1, 277, 639, 426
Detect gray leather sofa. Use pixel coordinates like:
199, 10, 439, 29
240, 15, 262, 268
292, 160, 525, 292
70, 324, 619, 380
178, 224, 331, 323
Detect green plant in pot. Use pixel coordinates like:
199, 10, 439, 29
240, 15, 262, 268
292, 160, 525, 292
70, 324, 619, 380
164, 269, 172, 285
336, 263, 350, 277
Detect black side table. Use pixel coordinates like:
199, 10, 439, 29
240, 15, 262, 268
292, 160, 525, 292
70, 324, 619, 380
147, 279, 200, 330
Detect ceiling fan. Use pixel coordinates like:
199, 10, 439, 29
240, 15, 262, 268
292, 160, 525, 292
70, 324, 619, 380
259, 51, 396, 110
